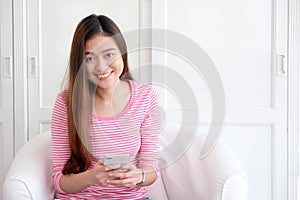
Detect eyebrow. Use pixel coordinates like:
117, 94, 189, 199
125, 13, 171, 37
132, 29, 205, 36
85, 48, 117, 55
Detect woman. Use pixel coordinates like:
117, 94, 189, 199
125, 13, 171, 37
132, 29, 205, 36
51, 14, 160, 200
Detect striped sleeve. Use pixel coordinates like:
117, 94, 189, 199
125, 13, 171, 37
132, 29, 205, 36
51, 92, 70, 193
138, 86, 161, 178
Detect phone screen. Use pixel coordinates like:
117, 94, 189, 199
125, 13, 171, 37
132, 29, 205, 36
103, 154, 130, 165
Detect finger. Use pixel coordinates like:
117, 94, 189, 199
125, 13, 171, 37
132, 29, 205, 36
95, 163, 121, 173
97, 160, 104, 165
106, 177, 137, 187
118, 163, 136, 170
96, 161, 121, 171
108, 171, 129, 179
100, 177, 117, 186
97, 160, 122, 170
103, 164, 122, 171
110, 168, 142, 180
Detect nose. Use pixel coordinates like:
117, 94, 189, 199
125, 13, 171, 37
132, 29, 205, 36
96, 57, 108, 72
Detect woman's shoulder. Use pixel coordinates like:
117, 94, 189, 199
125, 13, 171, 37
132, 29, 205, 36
55, 90, 69, 104
130, 80, 156, 94
130, 80, 158, 103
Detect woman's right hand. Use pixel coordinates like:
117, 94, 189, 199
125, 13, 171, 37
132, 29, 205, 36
87, 160, 122, 186
59, 161, 123, 193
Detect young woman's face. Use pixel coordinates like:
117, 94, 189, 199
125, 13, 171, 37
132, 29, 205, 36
84, 34, 124, 90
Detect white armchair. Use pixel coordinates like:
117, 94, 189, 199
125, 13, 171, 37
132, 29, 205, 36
2, 128, 248, 200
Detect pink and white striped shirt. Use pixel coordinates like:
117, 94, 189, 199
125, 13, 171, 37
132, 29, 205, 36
51, 80, 160, 200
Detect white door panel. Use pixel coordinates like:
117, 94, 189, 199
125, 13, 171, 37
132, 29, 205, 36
152, 0, 288, 199
166, 0, 273, 109
27, 0, 142, 139
0, 0, 13, 196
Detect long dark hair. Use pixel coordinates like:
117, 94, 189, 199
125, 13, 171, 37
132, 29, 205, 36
62, 14, 132, 174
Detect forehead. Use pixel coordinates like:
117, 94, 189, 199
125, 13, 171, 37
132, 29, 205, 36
85, 34, 119, 53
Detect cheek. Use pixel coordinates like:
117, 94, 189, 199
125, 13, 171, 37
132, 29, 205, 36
85, 66, 93, 76
85, 65, 97, 81
112, 58, 124, 73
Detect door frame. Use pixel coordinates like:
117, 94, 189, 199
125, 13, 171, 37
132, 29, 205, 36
287, 0, 300, 199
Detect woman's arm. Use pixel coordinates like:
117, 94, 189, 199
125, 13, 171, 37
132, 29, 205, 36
59, 170, 93, 193
51, 92, 72, 193
138, 86, 161, 184
137, 165, 158, 186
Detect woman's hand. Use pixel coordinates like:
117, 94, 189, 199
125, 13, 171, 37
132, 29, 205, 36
105, 164, 143, 187
87, 160, 123, 186
59, 160, 123, 193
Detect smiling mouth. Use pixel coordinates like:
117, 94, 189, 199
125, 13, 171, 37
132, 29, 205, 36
96, 71, 112, 80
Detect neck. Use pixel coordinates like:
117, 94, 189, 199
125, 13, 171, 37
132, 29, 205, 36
95, 79, 121, 102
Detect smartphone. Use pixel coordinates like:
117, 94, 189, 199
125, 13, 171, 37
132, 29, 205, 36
103, 154, 130, 165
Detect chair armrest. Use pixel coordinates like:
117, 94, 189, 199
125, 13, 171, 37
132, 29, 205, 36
200, 138, 248, 200
2, 131, 55, 200
221, 175, 248, 200
159, 130, 248, 200
148, 175, 168, 200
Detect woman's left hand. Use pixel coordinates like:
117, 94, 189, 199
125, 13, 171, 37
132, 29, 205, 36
105, 164, 143, 187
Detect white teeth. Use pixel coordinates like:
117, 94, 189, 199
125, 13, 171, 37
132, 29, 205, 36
97, 72, 111, 78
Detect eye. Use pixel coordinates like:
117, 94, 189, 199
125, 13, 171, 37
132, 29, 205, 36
85, 56, 96, 63
106, 52, 115, 58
